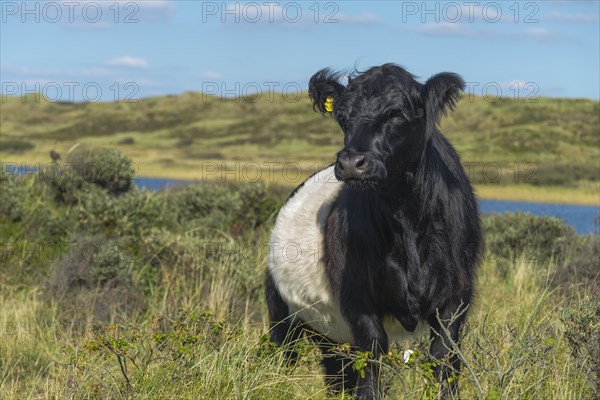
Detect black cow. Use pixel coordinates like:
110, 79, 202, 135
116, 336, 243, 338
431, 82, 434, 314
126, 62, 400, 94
266, 63, 482, 399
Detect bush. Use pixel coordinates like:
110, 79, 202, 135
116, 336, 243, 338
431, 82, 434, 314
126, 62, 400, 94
483, 212, 576, 274
0, 171, 75, 287
167, 181, 277, 235
72, 187, 176, 237
560, 295, 600, 396
0, 139, 35, 153
47, 147, 135, 204
535, 163, 600, 187
0, 172, 30, 223
233, 183, 278, 231
46, 235, 146, 324
67, 177, 278, 240
117, 136, 135, 145
553, 236, 600, 295
168, 183, 240, 224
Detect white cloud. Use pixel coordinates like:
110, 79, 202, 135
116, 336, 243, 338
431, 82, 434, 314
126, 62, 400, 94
136, 0, 174, 11
497, 80, 540, 99
521, 28, 573, 42
524, 28, 550, 38
414, 22, 475, 37
2, 61, 150, 80
499, 80, 536, 92
545, 12, 600, 23
105, 56, 149, 68
506, 80, 528, 90
412, 23, 574, 43
134, 0, 176, 21
334, 12, 383, 25
1, 65, 74, 76
456, 3, 504, 23
201, 71, 222, 79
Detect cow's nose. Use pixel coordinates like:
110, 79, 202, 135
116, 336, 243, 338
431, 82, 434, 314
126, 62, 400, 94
337, 152, 368, 179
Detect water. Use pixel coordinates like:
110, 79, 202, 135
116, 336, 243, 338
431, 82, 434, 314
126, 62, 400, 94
134, 177, 599, 235
134, 177, 196, 191
479, 200, 598, 235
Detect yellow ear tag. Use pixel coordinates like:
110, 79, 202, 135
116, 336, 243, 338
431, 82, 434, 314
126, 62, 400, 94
324, 96, 334, 112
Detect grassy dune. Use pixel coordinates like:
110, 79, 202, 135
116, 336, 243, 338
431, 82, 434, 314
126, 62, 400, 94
1, 93, 598, 205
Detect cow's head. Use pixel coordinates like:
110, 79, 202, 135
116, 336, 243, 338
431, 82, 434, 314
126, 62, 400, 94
309, 63, 464, 189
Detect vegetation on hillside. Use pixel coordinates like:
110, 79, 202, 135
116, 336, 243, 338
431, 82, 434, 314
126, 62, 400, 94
1, 93, 598, 203
1, 148, 598, 399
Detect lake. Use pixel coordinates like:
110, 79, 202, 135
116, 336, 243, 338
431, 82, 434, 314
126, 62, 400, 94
133, 177, 599, 235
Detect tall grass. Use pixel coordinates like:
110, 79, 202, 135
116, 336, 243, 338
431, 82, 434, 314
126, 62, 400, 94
1, 251, 596, 399
1, 148, 597, 399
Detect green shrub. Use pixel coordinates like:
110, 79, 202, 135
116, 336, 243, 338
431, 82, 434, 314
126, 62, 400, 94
47, 147, 135, 204
72, 187, 176, 237
0, 172, 30, 223
0, 172, 75, 288
168, 183, 240, 223
553, 236, 599, 294
141, 228, 199, 273
46, 235, 146, 324
234, 182, 278, 231
167, 181, 277, 235
117, 136, 135, 145
560, 295, 600, 396
483, 213, 576, 274
535, 163, 600, 187
70, 179, 279, 239
0, 139, 34, 153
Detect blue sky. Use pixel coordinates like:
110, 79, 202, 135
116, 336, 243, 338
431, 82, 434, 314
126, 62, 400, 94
1, 0, 599, 101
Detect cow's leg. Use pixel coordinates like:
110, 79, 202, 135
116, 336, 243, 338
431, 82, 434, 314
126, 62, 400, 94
427, 299, 469, 399
265, 269, 302, 361
344, 312, 388, 400
316, 341, 359, 395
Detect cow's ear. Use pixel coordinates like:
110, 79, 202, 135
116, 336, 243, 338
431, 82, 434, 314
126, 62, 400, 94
422, 72, 464, 131
308, 68, 346, 115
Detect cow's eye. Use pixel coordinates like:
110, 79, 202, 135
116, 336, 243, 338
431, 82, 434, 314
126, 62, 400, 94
392, 110, 408, 121
385, 115, 404, 127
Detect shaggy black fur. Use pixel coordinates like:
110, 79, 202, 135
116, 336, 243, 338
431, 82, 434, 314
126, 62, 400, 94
266, 63, 483, 399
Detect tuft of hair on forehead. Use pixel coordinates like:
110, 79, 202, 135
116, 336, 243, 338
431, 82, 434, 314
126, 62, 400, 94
343, 64, 424, 120
347, 64, 422, 96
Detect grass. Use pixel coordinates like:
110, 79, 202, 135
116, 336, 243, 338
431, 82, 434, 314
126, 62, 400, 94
0, 238, 596, 399
0, 156, 598, 399
1, 93, 598, 205
475, 184, 599, 206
